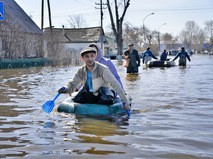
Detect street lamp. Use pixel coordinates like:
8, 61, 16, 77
143, 12, 154, 47
158, 23, 166, 52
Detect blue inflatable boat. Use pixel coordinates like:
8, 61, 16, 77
57, 97, 128, 117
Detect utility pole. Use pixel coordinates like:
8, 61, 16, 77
41, 0, 52, 32
47, 0, 52, 33
41, 0, 44, 30
95, 0, 107, 50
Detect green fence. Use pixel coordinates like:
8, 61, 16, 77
0, 58, 52, 69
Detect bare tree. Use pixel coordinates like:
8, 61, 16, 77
123, 22, 141, 49
106, 0, 130, 62
179, 20, 208, 52
68, 14, 87, 28
0, 22, 43, 59
179, 20, 200, 50
44, 30, 64, 65
162, 33, 179, 50
44, 28, 83, 66
146, 30, 158, 55
204, 20, 213, 45
162, 33, 173, 42
194, 29, 206, 52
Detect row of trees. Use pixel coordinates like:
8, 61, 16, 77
1, 0, 213, 61
0, 23, 43, 59
119, 20, 213, 54
68, 0, 213, 55
106, 0, 213, 54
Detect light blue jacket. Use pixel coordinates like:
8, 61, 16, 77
94, 44, 124, 90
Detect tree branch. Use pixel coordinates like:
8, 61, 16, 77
107, 0, 117, 36
120, 0, 130, 22
115, 0, 119, 32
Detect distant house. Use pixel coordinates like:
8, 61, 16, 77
43, 26, 105, 58
0, 0, 43, 59
104, 36, 117, 54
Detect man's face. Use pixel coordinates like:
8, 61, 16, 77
81, 52, 97, 67
129, 44, 133, 50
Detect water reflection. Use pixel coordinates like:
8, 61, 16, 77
125, 73, 139, 81
67, 118, 128, 155
75, 118, 127, 138
0, 55, 213, 158
71, 146, 125, 155
43, 121, 56, 128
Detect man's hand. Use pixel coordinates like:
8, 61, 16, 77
58, 87, 66, 94
122, 102, 131, 117
122, 102, 130, 110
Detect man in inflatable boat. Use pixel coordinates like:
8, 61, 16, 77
58, 47, 130, 110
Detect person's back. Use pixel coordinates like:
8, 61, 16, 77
160, 50, 168, 61
179, 52, 187, 65
143, 48, 157, 65
143, 52, 152, 65
173, 47, 190, 66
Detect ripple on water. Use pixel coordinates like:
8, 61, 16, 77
0, 55, 213, 158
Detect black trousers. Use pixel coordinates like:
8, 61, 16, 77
72, 87, 115, 105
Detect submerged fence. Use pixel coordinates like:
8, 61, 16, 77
0, 58, 51, 69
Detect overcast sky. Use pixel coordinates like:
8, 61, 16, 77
15, 0, 213, 36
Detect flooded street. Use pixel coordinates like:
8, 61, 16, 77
0, 54, 213, 159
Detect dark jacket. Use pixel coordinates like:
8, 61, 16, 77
173, 50, 191, 66
160, 51, 168, 61
124, 49, 140, 73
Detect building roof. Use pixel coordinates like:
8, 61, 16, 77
1, 0, 42, 34
44, 26, 104, 43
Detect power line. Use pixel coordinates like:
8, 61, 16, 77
32, 7, 95, 17
95, 0, 107, 49
32, 5, 213, 20
74, 0, 92, 6
128, 6, 213, 13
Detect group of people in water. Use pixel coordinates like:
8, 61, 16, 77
57, 43, 191, 110
123, 43, 191, 74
